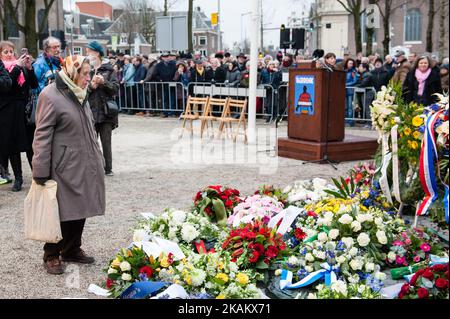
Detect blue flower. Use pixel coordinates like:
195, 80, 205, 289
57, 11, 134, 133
300, 247, 308, 256
418, 125, 425, 133
369, 189, 379, 197
336, 241, 345, 251
297, 269, 309, 279
289, 238, 300, 248
138, 273, 148, 281
372, 181, 380, 190
363, 199, 373, 207
326, 251, 335, 259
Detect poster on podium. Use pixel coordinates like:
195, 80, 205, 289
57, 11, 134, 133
294, 75, 315, 116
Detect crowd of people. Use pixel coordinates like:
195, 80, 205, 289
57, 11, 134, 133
0, 35, 449, 275
107, 48, 449, 125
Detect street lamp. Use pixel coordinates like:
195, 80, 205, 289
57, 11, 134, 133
241, 11, 251, 51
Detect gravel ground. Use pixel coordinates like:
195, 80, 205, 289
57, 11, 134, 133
0, 115, 379, 299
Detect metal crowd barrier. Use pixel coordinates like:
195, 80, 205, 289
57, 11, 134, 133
345, 86, 377, 124
116, 81, 376, 128
118, 81, 186, 114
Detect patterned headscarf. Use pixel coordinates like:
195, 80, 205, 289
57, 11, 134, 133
58, 55, 89, 104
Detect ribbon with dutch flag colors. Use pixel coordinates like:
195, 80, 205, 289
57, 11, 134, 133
416, 110, 445, 222
279, 263, 338, 290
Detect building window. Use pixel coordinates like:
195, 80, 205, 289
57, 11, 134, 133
73, 47, 82, 55
199, 36, 207, 46
193, 36, 197, 46
405, 9, 421, 42
6, 7, 19, 38
120, 35, 128, 44
200, 49, 207, 57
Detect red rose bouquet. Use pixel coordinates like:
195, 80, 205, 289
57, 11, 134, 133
194, 185, 241, 225
398, 263, 449, 299
221, 220, 287, 269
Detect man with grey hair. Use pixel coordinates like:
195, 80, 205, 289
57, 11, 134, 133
33, 36, 63, 92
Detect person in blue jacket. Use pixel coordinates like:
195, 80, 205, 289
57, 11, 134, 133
133, 56, 147, 113
344, 58, 359, 126
33, 36, 62, 92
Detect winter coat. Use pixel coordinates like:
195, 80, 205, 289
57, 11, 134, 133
143, 60, 158, 82
88, 61, 119, 128
0, 61, 12, 92
225, 68, 242, 87
240, 70, 262, 88
173, 71, 190, 87
210, 67, 226, 84
123, 64, 135, 87
189, 67, 213, 83
345, 68, 359, 97
391, 60, 411, 85
402, 68, 442, 105
154, 60, 177, 82
261, 69, 282, 89
133, 63, 147, 82
32, 53, 61, 92
0, 64, 38, 156
369, 67, 391, 92
32, 73, 106, 222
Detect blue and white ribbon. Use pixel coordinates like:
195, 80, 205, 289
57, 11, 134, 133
121, 281, 169, 299
280, 263, 338, 290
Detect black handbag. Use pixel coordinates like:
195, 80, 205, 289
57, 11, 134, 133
25, 92, 39, 125
105, 99, 119, 117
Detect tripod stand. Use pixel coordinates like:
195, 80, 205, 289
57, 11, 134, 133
302, 61, 339, 170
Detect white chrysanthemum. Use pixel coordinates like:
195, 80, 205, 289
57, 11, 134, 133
349, 258, 363, 271
349, 247, 358, 256
387, 251, 396, 262
314, 250, 326, 260
181, 223, 200, 242
341, 237, 354, 249
119, 261, 131, 272
365, 262, 375, 272
171, 210, 187, 225
288, 256, 300, 266
107, 267, 118, 274
168, 227, 179, 241
305, 253, 315, 262
351, 221, 362, 232
190, 269, 206, 287
305, 265, 314, 273
338, 214, 353, 224
328, 229, 339, 240
376, 230, 387, 245
336, 256, 346, 264
357, 233, 371, 247
121, 273, 132, 281
374, 271, 387, 281
318, 232, 328, 242
331, 280, 347, 296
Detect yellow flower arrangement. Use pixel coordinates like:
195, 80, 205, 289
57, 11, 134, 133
111, 257, 121, 268
413, 131, 421, 139
236, 273, 249, 285
412, 115, 423, 127
215, 273, 229, 283
404, 127, 412, 136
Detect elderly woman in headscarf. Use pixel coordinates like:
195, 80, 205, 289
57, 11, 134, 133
32, 55, 106, 275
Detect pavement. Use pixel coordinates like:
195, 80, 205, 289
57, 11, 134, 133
0, 115, 381, 298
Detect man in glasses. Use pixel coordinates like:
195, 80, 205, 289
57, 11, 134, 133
33, 36, 63, 92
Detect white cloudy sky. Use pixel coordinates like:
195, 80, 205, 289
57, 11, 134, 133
64, 0, 313, 49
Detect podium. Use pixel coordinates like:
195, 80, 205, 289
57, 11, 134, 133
278, 61, 378, 163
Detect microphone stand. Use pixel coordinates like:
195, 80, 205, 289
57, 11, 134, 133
302, 58, 338, 170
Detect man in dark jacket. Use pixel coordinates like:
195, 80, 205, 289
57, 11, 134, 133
133, 56, 147, 113
141, 57, 158, 115
154, 52, 177, 117
369, 58, 390, 92
237, 53, 247, 72
86, 41, 119, 176
190, 59, 213, 83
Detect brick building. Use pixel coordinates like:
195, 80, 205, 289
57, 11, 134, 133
310, 0, 449, 59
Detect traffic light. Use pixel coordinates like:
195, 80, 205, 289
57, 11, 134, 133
292, 28, 305, 50
280, 24, 291, 49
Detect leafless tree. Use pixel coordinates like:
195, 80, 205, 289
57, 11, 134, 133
337, 0, 365, 54
438, 0, 449, 59
4, 0, 56, 56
